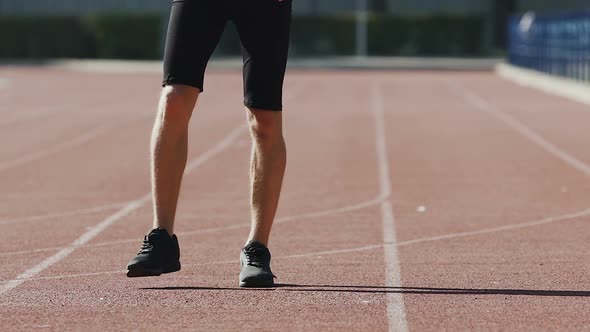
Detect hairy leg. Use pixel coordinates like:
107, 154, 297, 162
246, 108, 287, 246
151, 84, 199, 235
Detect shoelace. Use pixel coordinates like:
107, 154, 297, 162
243, 247, 267, 268
138, 236, 154, 254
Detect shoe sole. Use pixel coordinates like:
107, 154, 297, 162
239, 279, 275, 288
126, 261, 181, 278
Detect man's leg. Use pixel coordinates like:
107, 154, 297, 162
125, 84, 198, 278
151, 84, 199, 236
150, 0, 225, 235
246, 108, 287, 246
235, 0, 291, 287
126, 0, 227, 278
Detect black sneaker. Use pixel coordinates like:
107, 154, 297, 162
239, 241, 275, 287
126, 228, 181, 278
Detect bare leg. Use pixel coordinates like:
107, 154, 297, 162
246, 108, 287, 246
151, 84, 199, 236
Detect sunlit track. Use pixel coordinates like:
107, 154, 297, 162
2, 68, 590, 331
0, 84, 303, 296
0, 108, 154, 173
0, 124, 247, 296
4, 204, 588, 282
0, 196, 383, 256
0, 78, 9, 89
3, 201, 589, 258
0, 203, 126, 226
446, 80, 590, 178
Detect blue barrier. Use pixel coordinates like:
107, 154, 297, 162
508, 10, 590, 82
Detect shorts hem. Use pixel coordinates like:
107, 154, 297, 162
162, 78, 204, 92
244, 100, 283, 111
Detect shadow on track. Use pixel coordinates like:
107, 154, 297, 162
140, 286, 274, 291
141, 284, 590, 297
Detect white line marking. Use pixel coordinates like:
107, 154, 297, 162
446, 81, 590, 178
0, 78, 9, 89
0, 270, 126, 283
0, 245, 387, 283
0, 99, 152, 173
4, 206, 589, 283
0, 124, 247, 296
0, 203, 127, 226
183, 125, 247, 174
175, 197, 384, 236
0, 82, 375, 255
397, 207, 590, 247
373, 82, 409, 332
4, 202, 588, 260
0, 196, 383, 256
496, 63, 590, 107
276, 197, 385, 223
0, 106, 67, 127
278, 244, 384, 259
0, 125, 111, 172
0, 198, 147, 296
0, 247, 61, 257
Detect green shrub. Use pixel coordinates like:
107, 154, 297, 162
410, 15, 485, 55
369, 15, 485, 56
83, 14, 162, 59
214, 16, 357, 57
216, 14, 486, 56
0, 13, 487, 59
289, 16, 357, 55
0, 16, 95, 58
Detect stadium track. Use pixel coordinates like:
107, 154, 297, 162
0, 66, 588, 331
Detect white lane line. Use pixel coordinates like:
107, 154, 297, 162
5, 201, 588, 259
446, 81, 590, 178
0, 247, 61, 257
0, 198, 148, 296
0, 106, 68, 128
0, 78, 9, 89
183, 125, 247, 174
0, 98, 152, 173
496, 63, 590, 107
0, 203, 127, 226
0, 270, 127, 283
0, 196, 383, 256
373, 82, 409, 332
5, 206, 589, 283
0, 124, 247, 296
278, 244, 384, 259
0, 245, 387, 283
177, 197, 384, 236
276, 197, 385, 223
397, 207, 590, 247
0, 245, 385, 283
0, 125, 111, 172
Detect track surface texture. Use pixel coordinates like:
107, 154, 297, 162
0, 66, 589, 331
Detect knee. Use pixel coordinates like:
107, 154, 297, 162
247, 109, 283, 143
158, 85, 199, 126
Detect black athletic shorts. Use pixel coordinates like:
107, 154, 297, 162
162, 0, 292, 111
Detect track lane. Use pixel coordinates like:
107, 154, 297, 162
2, 68, 589, 331
1, 70, 392, 331
381, 72, 590, 331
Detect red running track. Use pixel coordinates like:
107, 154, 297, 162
0, 66, 588, 331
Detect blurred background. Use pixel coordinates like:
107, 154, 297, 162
0, 0, 588, 80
